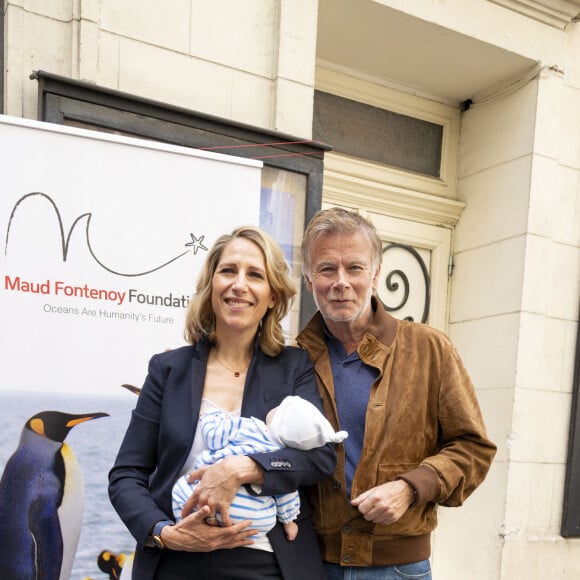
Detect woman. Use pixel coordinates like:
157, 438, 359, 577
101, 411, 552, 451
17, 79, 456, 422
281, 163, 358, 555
108, 226, 336, 580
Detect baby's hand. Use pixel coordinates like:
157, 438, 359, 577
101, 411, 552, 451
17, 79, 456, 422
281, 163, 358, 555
283, 520, 298, 542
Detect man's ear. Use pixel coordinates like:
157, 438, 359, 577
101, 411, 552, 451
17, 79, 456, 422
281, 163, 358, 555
372, 263, 381, 293
304, 273, 313, 293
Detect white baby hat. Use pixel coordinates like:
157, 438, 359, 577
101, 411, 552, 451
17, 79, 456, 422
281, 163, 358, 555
269, 395, 348, 450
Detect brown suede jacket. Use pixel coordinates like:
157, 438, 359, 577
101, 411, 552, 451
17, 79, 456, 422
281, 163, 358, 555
296, 298, 497, 567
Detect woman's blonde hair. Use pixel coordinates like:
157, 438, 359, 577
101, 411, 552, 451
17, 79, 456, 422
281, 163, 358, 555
184, 226, 296, 356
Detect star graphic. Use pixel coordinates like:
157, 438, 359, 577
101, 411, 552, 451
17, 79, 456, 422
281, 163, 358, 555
185, 233, 208, 255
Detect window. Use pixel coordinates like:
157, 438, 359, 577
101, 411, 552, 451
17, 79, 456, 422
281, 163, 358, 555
32, 70, 330, 332
562, 308, 580, 537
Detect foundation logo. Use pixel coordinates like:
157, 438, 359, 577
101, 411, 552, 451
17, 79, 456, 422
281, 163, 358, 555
3, 192, 208, 309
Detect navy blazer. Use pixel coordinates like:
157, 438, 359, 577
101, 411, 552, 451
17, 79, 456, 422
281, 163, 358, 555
108, 338, 336, 580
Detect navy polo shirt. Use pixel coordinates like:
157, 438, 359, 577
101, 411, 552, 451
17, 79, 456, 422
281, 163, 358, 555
325, 325, 379, 498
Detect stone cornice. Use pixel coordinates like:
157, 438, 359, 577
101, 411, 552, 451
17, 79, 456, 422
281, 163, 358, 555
488, 0, 580, 28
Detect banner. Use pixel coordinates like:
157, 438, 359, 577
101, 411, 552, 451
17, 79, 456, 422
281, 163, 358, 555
0, 115, 262, 578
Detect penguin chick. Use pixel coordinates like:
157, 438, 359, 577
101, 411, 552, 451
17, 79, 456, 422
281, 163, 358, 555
0, 410, 108, 580
97, 549, 127, 579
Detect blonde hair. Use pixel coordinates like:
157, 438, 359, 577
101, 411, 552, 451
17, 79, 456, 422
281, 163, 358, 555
301, 207, 383, 276
184, 226, 296, 356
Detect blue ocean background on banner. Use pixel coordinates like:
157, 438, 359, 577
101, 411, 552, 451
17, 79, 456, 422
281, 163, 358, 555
0, 390, 138, 579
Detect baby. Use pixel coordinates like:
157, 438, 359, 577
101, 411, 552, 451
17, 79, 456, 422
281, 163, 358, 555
171, 395, 347, 542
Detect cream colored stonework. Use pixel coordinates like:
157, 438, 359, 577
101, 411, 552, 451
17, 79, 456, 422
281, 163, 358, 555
3, 1, 580, 578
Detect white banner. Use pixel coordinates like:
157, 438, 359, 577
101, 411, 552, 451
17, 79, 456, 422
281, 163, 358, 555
0, 116, 263, 579
0, 115, 262, 395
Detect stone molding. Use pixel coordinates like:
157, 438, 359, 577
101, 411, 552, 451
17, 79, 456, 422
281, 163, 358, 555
488, 0, 580, 28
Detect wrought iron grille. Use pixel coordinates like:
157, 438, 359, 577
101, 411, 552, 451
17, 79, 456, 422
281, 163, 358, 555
378, 242, 430, 323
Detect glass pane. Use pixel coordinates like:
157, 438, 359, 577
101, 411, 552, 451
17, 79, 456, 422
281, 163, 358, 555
314, 91, 443, 177
260, 166, 307, 341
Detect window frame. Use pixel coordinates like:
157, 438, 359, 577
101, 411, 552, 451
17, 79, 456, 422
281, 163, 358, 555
316, 67, 460, 200
0, 5, 4, 114
32, 69, 330, 327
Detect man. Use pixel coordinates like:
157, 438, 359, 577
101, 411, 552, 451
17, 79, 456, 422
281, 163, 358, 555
296, 207, 496, 579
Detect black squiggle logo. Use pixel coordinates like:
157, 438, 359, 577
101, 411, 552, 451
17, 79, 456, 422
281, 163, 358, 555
4, 192, 208, 277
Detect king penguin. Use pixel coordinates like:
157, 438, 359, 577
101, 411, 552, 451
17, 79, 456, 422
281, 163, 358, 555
0, 410, 108, 580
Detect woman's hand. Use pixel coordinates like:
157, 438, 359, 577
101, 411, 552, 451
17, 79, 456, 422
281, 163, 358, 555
163, 505, 256, 551
181, 456, 264, 526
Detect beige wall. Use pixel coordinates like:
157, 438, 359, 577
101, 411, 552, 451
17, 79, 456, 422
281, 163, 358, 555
3, 1, 580, 578
435, 74, 539, 580
4, 0, 318, 137
447, 44, 580, 580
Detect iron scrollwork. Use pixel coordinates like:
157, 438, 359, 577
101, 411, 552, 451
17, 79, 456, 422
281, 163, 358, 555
378, 243, 430, 323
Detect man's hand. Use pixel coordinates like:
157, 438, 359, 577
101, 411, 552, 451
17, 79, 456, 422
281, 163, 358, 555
351, 480, 415, 525
162, 506, 256, 551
